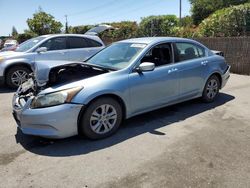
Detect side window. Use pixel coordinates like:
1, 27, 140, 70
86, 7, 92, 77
68, 37, 88, 49
85, 38, 102, 47
175, 42, 206, 62
141, 43, 173, 67
40, 37, 67, 51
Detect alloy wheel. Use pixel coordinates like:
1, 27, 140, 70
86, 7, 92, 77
11, 70, 28, 86
90, 104, 118, 134
206, 79, 218, 99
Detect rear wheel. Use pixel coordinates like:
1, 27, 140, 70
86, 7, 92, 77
6, 66, 31, 89
79, 97, 123, 139
202, 75, 220, 103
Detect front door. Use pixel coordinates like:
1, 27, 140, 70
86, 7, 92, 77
129, 43, 179, 115
35, 37, 69, 61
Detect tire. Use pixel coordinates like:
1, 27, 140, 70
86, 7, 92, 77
6, 66, 31, 89
202, 75, 220, 103
79, 97, 123, 139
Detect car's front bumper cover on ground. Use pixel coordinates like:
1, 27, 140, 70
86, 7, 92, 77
12, 93, 83, 138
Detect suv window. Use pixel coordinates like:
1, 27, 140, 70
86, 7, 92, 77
141, 43, 173, 67
68, 37, 88, 49
85, 38, 102, 47
175, 42, 206, 62
40, 37, 67, 51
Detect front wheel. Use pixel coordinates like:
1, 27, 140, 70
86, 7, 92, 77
79, 97, 123, 139
202, 75, 220, 103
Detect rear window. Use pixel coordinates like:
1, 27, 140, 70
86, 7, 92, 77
68, 37, 88, 49
85, 38, 103, 47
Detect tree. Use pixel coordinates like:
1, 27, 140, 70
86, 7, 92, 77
189, 0, 249, 25
101, 21, 138, 43
138, 15, 179, 37
69, 25, 93, 34
199, 3, 250, 37
180, 16, 193, 27
11, 26, 18, 37
16, 30, 37, 43
27, 8, 63, 35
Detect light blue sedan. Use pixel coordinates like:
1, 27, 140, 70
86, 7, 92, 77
12, 37, 230, 139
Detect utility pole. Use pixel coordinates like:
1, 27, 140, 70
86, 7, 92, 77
65, 15, 69, 33
179, 0, 182, 27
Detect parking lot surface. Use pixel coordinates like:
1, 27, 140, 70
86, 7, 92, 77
0, 74, 250, 188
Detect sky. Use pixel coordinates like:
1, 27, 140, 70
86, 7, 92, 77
0, 0, 191, 36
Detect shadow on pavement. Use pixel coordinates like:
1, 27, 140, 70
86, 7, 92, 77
0, 86, 15, 93
15, 93, 235, 157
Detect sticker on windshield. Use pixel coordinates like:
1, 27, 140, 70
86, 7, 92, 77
33, 40, 39, 43
130, 44, 146, 48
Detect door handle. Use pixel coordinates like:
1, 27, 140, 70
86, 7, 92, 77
201, 60, 208, 66
168, 68, 178, 74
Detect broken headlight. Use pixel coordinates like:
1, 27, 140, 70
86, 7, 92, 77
31, 87, 82, 108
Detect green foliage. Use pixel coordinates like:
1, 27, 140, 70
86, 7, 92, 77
11, 26, 18, 38
199, 3, 250, 37
190, 0, 249, 25
180, 16, 193, 27
27, 9, 63, 35
68, 25, 93, 34
176, 26, 201, 38
137, 15, 179, 37
101, 21, 138, 43
16, 30, 38, 43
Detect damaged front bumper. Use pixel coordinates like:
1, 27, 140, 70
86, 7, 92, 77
12, 90, 83, 139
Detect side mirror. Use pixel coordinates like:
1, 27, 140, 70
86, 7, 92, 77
36, 47, 47, 53
136, 62, 155, 72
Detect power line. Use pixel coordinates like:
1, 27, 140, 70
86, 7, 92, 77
88, 1, 164, 24
67, 0, 118, 17
69, 0, 163, 25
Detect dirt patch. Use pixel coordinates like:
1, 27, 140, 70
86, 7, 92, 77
0, 150, 26, 166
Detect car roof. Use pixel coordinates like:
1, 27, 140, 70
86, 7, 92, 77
118, 37, 197, 45
39, 34, 103, 41
38, 33, 104, 45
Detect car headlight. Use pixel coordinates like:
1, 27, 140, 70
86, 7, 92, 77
31, 87, 82, 108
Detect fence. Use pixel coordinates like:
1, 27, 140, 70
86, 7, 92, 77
196, 37, 250, 75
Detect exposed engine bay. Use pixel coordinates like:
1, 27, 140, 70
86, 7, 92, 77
48, 64, 108, 86
17, 63, 109, 97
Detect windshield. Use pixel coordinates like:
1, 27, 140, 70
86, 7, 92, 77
15, 36, 46, 52
87, 42, 147, 70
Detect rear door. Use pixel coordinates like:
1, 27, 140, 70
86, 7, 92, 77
35, 37, 69, 61
67, 36, 103, 61
173, 42, 208, 99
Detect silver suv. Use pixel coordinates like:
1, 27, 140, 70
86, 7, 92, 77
0, 25, 111, 88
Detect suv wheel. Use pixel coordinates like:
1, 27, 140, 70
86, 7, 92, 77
6, 66, 31, 89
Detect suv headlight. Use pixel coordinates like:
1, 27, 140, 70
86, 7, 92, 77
31, 87, 82, 108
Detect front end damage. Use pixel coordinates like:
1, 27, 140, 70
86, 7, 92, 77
12, 61, 109, 138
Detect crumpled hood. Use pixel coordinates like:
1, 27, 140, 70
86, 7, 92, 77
33, 60, 84, 86
0, 51, 25, 59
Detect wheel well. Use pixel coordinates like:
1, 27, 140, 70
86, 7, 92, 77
77, 94, 127, 135
211, 73, 222, 88
4, 63, 32, 82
